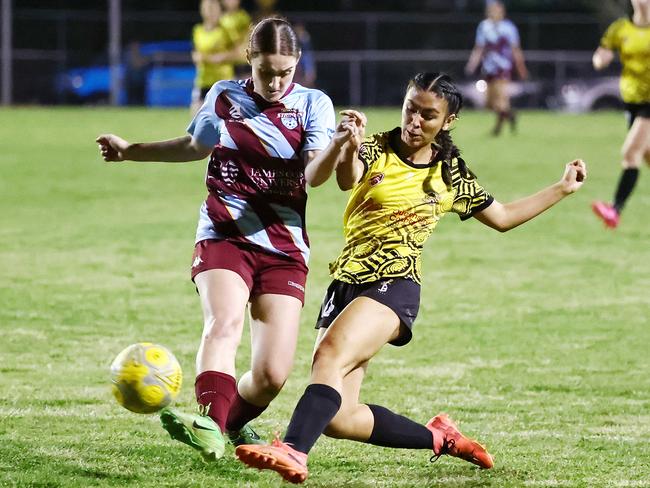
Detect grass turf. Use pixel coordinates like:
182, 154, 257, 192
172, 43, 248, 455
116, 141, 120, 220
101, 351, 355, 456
0, 107, 649, 487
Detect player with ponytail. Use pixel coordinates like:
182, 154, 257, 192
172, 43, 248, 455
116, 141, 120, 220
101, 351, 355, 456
236, 71, 587, 483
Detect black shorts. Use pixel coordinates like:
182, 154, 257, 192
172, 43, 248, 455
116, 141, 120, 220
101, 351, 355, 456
625, 103, 650, 128
315, 278, 421, 347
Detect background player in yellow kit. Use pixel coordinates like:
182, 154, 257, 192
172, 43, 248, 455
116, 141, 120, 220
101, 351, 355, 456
591, 0, 650, 228
191, 0, 243, 113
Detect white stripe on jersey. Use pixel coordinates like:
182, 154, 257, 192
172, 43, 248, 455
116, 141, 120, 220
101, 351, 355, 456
245, 113, 298, 159
269, 203, 310, 264
195, 202, 222, 242
219, 193, 289, 257
217, 125, 239, 150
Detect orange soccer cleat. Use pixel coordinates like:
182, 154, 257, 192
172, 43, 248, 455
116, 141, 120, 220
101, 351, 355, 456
591, 201, 620, 229
426, 413, 494, 469
236, 435, 309, 484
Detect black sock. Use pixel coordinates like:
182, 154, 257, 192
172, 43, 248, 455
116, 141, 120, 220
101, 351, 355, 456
613, 168, 639, 213
366, 404, 433, 449
283, 384, 342, 454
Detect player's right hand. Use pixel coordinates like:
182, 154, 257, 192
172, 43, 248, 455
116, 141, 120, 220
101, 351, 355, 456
96, 134, 129, 162
335, 109, 366, 149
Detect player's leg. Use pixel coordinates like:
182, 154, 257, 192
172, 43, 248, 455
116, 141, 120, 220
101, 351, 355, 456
593, 114, 650, 227
226, 293, 302, 443
236, 297, 400, 483
322, 338, 493, 469
226, 255, 307, 444
491, 79, 511, 136
161, 240, 252, 460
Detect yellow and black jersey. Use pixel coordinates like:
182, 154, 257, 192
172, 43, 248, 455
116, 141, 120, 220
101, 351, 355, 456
329, 129, 494, 285
193, 23, 235, 89
601, 17, 650, 104
220, 9, 251, 46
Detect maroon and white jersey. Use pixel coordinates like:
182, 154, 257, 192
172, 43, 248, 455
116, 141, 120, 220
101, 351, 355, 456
188, 79, 335, 266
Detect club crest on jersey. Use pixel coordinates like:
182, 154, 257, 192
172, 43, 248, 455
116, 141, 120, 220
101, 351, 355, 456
278, 110, 300, 130
369, 173, 384, 186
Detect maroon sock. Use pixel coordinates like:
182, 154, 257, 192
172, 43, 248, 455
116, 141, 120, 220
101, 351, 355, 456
194, 371, 237, 431
225, 392, 268, 433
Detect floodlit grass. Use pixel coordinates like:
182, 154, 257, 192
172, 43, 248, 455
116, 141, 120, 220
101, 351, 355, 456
1, 107, 649, 487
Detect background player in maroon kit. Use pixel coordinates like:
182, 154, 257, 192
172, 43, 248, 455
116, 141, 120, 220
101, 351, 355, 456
96, 18, 357, 460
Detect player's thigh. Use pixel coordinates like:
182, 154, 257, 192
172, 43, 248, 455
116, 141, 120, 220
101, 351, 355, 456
248, 293, 303, 378
314, 296, 401, 373
194, 268, 250, 330
622, 116, 650, 166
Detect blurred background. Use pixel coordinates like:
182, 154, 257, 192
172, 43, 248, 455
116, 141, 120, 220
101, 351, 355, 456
0, 0, 632, 111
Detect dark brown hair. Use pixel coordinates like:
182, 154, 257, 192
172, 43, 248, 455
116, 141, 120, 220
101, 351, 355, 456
248, 18, 301, 58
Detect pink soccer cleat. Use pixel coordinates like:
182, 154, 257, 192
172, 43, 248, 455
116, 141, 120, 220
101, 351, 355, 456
591, 201, 620, 228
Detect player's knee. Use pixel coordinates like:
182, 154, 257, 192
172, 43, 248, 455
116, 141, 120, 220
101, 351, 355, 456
251, 366, 288, 397
312, 340, 347, 375
201, 316, 244, 347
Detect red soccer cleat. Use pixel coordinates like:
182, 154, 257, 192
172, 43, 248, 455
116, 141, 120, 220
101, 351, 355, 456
236, 435, 309, 484
426, 413, 494, 469
591, 201, 620, 228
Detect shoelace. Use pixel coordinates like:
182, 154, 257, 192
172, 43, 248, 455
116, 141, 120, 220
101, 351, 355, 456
271, 432, 283, 447
429, 437, 456, 464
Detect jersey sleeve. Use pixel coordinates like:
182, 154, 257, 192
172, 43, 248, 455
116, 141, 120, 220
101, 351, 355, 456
186, 84, 222, 148
302, 92, 336, 153
357, 132, 385, 174
475, 21, 487, 47
450, 158, 494, 221
505, 20, 521, 47
600, 18, 624, 51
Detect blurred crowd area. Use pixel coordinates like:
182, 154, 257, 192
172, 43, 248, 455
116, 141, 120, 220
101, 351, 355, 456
7, 0, 632, 108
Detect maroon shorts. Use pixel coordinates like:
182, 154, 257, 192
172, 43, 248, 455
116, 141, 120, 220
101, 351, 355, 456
190, 239, 308, 304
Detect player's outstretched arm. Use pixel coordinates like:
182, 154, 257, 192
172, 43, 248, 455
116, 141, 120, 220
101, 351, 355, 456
474, 159, 587, 232
96, 134, 213, 163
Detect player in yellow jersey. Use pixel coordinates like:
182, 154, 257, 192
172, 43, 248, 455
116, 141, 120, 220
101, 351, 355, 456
592, 0, 650, 228
235, 72, 587, 483
191, 0, 241, 113
221, 0, 252, 45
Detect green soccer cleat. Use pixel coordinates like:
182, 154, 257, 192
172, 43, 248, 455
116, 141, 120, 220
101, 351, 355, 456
160, 407, 226, 462
227, 424, 265, 447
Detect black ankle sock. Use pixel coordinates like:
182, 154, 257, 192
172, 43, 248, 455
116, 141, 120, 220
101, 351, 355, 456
283, 384, 342, 454
613, 168, 639, 213
366, 404, 433, 449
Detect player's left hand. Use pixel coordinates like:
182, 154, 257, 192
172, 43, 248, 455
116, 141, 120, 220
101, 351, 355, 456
559, 159, 587, 194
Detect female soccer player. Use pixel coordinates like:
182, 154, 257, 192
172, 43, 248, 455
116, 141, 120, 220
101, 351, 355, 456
191, 0, 240, 114
465, 0, 528, 136
235, 72, 587, 483
97, 18, 352, 461
591, 0, 650, 229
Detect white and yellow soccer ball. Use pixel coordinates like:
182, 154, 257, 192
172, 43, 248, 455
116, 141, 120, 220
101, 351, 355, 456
110, 342, 182, 414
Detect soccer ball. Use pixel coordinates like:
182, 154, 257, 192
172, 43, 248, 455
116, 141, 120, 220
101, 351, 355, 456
110, 342, 183, 414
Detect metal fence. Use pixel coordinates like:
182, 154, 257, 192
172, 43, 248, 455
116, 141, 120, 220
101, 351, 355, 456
1, 5, 617, 107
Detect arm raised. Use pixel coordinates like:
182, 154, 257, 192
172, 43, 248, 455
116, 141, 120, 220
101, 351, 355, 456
304, 110, 366, 188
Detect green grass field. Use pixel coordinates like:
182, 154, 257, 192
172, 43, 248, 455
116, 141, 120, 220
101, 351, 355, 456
1, 107, 649, 487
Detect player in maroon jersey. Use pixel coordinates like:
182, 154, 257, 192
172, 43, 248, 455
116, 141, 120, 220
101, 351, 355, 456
97, 18, 358, 460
